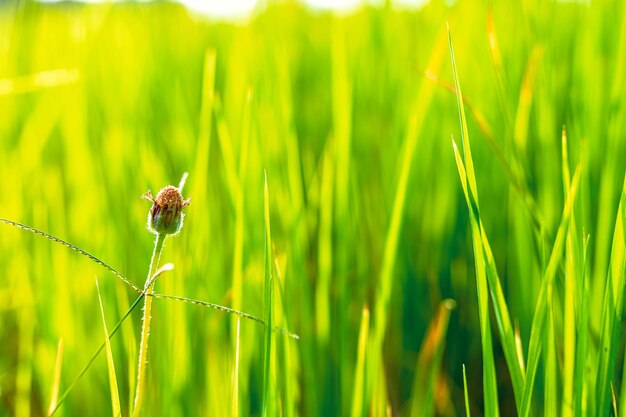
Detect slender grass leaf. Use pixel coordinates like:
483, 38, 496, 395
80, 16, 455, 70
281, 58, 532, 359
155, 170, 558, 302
96, 279, 122, 417
262, 172, 275, 417
351, 306, 370, 417
595, 173, 626, 417
521, 166, 582, 417
450, 23, 524, 413
463, 364, 471, 417
46, 339, 64, 417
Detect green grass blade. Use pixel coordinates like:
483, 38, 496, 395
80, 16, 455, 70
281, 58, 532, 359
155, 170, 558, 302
449, 24, 524, 413
46, 339, 64, 416
561, 127, 577, 417
595, 173, 626, 417
50, 293, 146, 416
232, 317, 240, 417
452, 140, 499, 417
316, 139, 334, 346
463, 364, 471, 417
367, 26, 446, 411
262, 172, 275, 417
96, 279, 122, 417
544, 294, 557, 417
574, 235, 591, 417
351, 306, 370, 417
520, 166, 582, 417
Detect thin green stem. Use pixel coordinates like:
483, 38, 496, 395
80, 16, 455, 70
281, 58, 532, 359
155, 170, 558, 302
133, 232, 166, 417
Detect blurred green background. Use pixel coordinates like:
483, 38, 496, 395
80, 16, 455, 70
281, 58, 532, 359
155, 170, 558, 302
1, 0, 625, 416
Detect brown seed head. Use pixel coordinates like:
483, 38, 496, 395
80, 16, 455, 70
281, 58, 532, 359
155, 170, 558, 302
143, 186, 190, 235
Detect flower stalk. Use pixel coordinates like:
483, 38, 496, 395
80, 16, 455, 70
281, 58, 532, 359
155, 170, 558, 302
133, 175, 189, 416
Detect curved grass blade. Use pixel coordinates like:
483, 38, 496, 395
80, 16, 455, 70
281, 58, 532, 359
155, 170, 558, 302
0, 218, 142, 293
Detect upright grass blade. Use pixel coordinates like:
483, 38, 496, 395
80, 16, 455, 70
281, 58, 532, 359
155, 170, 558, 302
316, 139, 334, 346
452, 141, 500, 417
561, 128, 578, 417
409, 299, 456, 417
595, 173, 626, 417
232, 317, 241, 417
449, 24, 519, 415
96, 279, 122, 417
520, 167, 582, 417
463, 364, 471, 417
262, 172, 276, 417
351, 306, 370, 417
544, 291, 557, 417
424, 68, 544, 236
574, 235, 591, 417
273, 250, 297, 417
47, 339, 64, 417
330, 19, 352, 414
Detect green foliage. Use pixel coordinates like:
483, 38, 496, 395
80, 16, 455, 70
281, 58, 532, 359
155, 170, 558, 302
0, 1, 625, 416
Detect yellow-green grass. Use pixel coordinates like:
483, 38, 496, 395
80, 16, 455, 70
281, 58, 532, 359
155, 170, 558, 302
0, 1, 625, 416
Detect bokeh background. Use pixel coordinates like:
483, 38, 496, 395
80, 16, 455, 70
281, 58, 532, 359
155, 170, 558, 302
1, 0, 625, 416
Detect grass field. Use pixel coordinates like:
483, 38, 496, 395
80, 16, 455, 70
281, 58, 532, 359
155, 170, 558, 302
0, 0, 625, 416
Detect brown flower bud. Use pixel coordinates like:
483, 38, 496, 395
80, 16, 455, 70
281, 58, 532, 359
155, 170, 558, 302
142, 186, 190, 235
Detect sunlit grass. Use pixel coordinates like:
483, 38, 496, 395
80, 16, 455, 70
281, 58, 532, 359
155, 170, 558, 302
0, 1, 625, 416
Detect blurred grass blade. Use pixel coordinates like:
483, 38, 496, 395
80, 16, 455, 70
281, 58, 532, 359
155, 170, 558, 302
521, 166, 581, 417
575, 235, 591, 417
0, 68, 79, 95
544, 291, 557, 417
595, 173, 626, 417
409, 299, 456, 417
351, 306, 370, 417
47, 339, 64, 416
612, 382, 619, 417
262, 172, 276, 417
96, 279, 122, 417
486, 6, 512, 126
232, 317, 240, 417
316, 139, 335, 345
273, 249, 297, 417
367, 25, 446, 411
561, 127, 577, 417
463, 364, 471, 417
